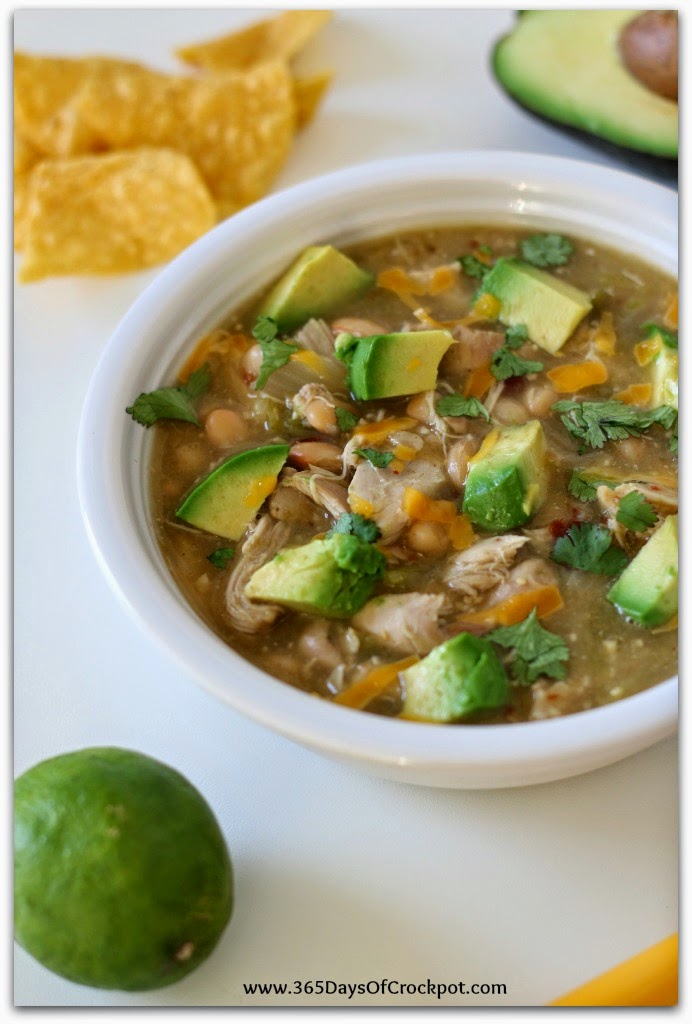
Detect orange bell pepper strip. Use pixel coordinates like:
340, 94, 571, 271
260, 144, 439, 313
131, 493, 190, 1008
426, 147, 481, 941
333, 656, 418, 710
463, 362, 495, 398
402, 487, 457, 524
546, 360, 608, 393
614, 383, 653, 406
458, 585, 564, 629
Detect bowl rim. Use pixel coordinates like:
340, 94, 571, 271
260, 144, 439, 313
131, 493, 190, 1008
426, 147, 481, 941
77, 150, 678, 780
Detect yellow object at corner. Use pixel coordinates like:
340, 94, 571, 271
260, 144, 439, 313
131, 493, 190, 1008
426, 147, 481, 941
550, 934, 677, 1007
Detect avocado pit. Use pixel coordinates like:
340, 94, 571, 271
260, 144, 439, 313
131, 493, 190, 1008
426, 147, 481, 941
619, 10, 678, 102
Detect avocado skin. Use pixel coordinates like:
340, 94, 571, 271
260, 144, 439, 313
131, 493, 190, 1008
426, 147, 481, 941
496, 89, 677, 184
492, 11, 678, 184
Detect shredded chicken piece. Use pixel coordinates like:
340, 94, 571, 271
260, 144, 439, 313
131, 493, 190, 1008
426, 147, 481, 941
293, 318, 336, 355
297, 620, 362, 679
442, 534, 529, 605
268, 475, 325, 526
291, 382, 341, 435
490, 557, 559, 605
284, 469, 350, 518
353, 593, 448, 656
225, 515, 292, 633
597, 480, 677, 555
348, 455, 447, 540
441, 323, 505, 376
483, 380, 505, 414
407, 389, 451, 435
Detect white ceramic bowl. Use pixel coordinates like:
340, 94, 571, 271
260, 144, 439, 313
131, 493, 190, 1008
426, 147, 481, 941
77, 151, 678, 789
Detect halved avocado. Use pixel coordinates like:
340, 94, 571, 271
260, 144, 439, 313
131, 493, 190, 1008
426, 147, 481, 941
493, 11, 678, 179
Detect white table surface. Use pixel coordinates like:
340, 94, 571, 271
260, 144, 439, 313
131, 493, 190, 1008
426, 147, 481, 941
13, 6, 678, 1009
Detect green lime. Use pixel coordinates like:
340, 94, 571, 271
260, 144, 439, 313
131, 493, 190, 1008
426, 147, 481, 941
14, 747, 233, 991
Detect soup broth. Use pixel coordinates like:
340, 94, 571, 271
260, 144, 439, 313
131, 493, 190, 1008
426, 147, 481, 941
146, 226, 678, 723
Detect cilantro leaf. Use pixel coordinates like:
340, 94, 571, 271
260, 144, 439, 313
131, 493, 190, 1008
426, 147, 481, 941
552, 522, 628, 575
615, 491, 658, 532
491, 346, 544, 381
520, 233, 573, 268
207, 546, 235, 569
649, 404, 677, 431
567, 470, 598, 502
459, 254, 491, 280
185, 364, 212, 399
328, 512, 382, 543
434, 394, 490, 420
335, 407, 359, 432
670, 420, 678, 455
252, 316, 299, 390
644, 323, 678, 350
505, 323, 528, 349
488, 609, 569, 686
552, 399, 676, 453
126, 362, 211, 427
354, 447, 395, 468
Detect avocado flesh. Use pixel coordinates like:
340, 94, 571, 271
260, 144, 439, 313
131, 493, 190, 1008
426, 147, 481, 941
462, 421, 547, 532
402, 633, 509, 722
257, 245, 374, 333
481, 258, 591, 354
493, 10, 678, 159
607, 515, 677, 627
651, 344, 678, 410
176, 444, 289, 541
245, 533, 386, 618
335, 329, 454, 400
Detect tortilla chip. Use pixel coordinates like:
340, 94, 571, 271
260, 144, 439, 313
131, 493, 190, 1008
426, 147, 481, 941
293, 70, 333, 129
74, 60, 296, 216
14, 132, 42, 250
176, 10, 331, 71
14, 130, 41, 175
19, 147, 216, 282
14, 172, 31, 251
14, 52, 132, 156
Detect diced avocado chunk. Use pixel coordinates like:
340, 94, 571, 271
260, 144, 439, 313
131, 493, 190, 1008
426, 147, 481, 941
176, 443, 289, 541
481, 257, 592, 353
651, 342, 678, 410
462, 420, 547, 531
401, 633, 509, 722
245, 533, 386, 618
334, 330, 454, 400
607, 514, 678, 627
257, 245, 374, 333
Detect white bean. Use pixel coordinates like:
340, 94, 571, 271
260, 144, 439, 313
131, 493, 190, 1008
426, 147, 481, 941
289, 441, 343, 473
303, 397, 338, 435
446, 438, 478, 490
331, 317, 387, 337
204, 408, 248, 448
405, 521, 450, 556
406, 392, 433, 423
492, 397, 529, 425
240, 343, 263, 381
524, 384, 557, 419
